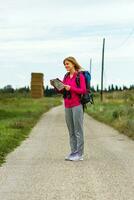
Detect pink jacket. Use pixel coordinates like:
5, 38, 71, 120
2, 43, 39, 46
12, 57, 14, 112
63, 72, 86, 108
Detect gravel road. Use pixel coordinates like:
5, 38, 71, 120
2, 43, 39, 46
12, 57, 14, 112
0, 105, 134, 200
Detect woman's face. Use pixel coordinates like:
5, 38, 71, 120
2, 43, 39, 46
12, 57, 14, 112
64, 60, 75, 72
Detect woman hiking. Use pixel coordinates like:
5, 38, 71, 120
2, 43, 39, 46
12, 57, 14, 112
51, 56, 86, 161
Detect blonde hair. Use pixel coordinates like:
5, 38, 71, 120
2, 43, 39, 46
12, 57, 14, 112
63, 56, 82, 71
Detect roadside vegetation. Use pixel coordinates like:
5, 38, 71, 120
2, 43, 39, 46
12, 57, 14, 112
0, 93, 61, 165
86, 90, 134, 139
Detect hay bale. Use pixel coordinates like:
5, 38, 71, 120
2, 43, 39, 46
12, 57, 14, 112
31, 73, 44, 98
31, 85, 43, 90
31, 82, 43, 87
31, 77, 44, 82
31, 73, 44, 78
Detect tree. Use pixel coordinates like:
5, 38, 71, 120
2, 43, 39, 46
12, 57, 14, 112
108, 85, 111, 92
123, 85, 128, 90
104, 88, 107, 92
44, 85, 57, 97
119, 86, 122, 91
90, 86, 96, 92
111, 84, 115, 91
17, 86, 30, 93
3, 85, 14, 93
96, 84, 99, 92
129, 85, 134, 90
115, 85, 118, 91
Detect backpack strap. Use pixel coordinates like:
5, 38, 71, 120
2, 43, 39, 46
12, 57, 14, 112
75, 71, 81, 87
64, 71, 85, 89
64, 71, 81, 87
75, 71, 83, 106
63, 72, 70, 82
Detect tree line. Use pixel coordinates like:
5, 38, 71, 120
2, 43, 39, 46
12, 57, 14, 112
91, 84, 134, 93
0, 84, 134, 97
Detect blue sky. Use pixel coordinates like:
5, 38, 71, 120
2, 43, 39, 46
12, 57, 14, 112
0, 0, 134, 89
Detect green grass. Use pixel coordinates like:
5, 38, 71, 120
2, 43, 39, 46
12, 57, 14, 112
0, 94, 62, 165
86, 90, 134, 139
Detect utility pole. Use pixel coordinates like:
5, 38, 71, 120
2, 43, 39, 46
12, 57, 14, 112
90, 58, 92, 87
100, 38, 105, 102
90, 58, 92, 74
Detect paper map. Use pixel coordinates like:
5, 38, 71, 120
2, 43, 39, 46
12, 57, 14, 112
50, 78, 65, 91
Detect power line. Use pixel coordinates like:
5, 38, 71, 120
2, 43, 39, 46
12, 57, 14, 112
109, 27, 134, 51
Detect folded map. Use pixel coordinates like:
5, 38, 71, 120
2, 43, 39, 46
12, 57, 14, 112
50, 78, 65, 91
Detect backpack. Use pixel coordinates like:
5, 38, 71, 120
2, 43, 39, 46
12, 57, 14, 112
63, 70, 94, 110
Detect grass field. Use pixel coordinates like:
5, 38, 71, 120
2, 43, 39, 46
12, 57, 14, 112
0, 94, 61, 166
86, 90, 134, 139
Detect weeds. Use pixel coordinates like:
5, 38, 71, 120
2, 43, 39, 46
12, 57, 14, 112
86, 90, 134, 139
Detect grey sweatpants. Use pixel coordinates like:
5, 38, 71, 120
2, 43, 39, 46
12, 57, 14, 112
65, 104, 84, 156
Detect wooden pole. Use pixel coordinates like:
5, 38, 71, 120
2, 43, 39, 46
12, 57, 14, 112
101, 38, 105, 102
90, 58, 92, 87
90, 58, 92, 74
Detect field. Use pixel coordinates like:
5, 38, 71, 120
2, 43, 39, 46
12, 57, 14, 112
86, 90, 134, 139
0, 94, 61, 165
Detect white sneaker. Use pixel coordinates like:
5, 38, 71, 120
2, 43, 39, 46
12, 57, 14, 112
65, 152, 77, 160
67, 152, 84, 161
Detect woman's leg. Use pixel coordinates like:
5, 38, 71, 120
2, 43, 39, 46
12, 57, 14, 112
65, 107, 77, 153
72, 104, 84, 156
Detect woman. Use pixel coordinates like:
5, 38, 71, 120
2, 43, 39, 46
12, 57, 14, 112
51, 56, 86, 161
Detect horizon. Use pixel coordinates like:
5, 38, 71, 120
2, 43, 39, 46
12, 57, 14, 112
1, 80, 134, 91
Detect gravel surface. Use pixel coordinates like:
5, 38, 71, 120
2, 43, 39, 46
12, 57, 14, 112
0, 105, 134, 200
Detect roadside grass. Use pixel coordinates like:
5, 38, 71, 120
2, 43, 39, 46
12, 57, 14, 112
86, 90, 134, 139
0, 95, 62, 165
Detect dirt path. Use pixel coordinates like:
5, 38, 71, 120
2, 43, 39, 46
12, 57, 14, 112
0, 105, 134, 200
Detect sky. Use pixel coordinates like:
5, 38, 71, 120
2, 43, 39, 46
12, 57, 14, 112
0, 0, 134, 89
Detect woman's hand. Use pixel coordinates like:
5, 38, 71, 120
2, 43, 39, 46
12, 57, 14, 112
50, 80, 54, 86
64, 85, 71, 91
